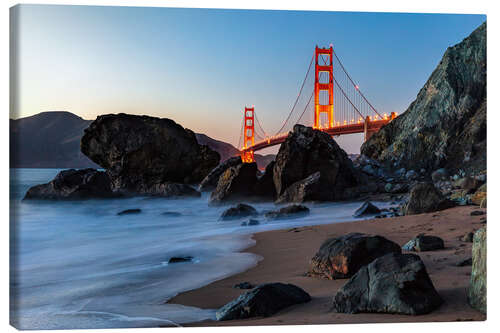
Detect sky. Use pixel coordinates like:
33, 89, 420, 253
11, 5, 485, 153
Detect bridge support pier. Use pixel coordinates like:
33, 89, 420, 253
363, 116, 375, 142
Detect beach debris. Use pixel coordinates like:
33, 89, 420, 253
199, 156, 243, 192
168, 256, 193, 264
220, 203, 258, 221
456, 257, 473, 267
241, 219, 259, 226
23, 168, 116, 200
470, 210, 485, 216
309, 233, 401, 279
402, 182, 454, 215
264, 204, 310, 220
233, 282, 253, 289
210, 163, 259, 204
468, 227, 486, 314
402, 234, 444, 251
333, 253, 442, 315
117, 208, 142, 215
216, 282, 311, 320
353, 201, 381, 217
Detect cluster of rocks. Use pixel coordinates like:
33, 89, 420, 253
24, 114, 221, 200
205, 124, 360, 205
219, 203, 310, 225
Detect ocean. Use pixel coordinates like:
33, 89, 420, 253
10, 168, 394, 329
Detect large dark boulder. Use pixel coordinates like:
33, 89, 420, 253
309, 233, 401, 279
80, 114, 220, 193
273, 125, 358, 202
264, 204, 310, 220
23, 168, 115, 200
403, 182, 454, 215
220, 203, 258, 221
209, 162, 258, 204
199, 156, 242, 192
361, 23, 486, 175
333, 253, 443, 315
216, 283, 311, 321
275, 172, 327, 203
468, 227, 486, 314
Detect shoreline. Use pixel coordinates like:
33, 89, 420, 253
170, 205, 486, 326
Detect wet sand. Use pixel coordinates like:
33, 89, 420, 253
170, 206, 486, 326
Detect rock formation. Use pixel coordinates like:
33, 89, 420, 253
333, 253, 443, 315
210, 163, 259, 204
220, 203, 258, 221
273, 125, 358, 202
468, 227, 486, 314
23, 169, 115, 200
403, 182, 454, 215
199, 156, 242, 192
361, 23, 486, 175
81, 114, 220, 194
309, 233, 401, 279
402, 234, 445, 252
216, 283, 311, 320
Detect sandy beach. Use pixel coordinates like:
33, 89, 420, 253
170, 205, 486, 326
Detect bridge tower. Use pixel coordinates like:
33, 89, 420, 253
242, 106, 255, 163
314, 46, 334, 129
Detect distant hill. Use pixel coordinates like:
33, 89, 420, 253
10, 111, 274, 169
10, 111, 98, 168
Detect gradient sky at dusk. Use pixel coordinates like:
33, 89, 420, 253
12, 5, 485, 153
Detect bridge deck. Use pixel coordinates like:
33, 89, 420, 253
242, 119, 390, 153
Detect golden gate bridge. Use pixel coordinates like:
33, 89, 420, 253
238, 45, 397, 163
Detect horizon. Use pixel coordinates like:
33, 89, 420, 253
11, 5, 485, 153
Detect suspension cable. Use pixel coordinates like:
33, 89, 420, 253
331, 74, 364, 119
275, 54, 314, 135
332, 49, 382, 117
254, 112, 269, 137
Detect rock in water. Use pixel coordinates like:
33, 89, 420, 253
353, 201, 381, 217
117, 208, 142, 215
403, 182, 454, 215
468, 227, 486, 314
333, 253, 443, 315
81, 114, 220, 193
402, 234, 444, 251
273, 125, 358, 201
210, 163, 258, 204
220, 203, 258, 221
361, 23, 486, 175
168, 256, 193, 263
216, 283, 311, 321
309, 233, 401, 279
199, 156, 242, 192
23, 168, 115, 200
264, 204, 310, 220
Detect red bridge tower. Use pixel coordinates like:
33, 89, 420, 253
242, 106, 255, 163
314, 46, 334, 129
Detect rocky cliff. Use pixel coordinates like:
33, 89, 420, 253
361, 22, 486, 175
